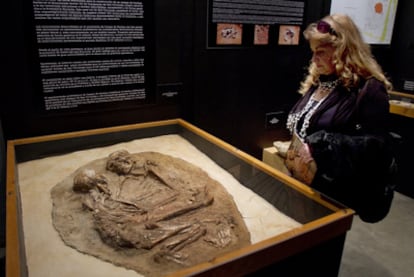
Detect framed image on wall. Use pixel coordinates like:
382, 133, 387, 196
330, 0, 399, 44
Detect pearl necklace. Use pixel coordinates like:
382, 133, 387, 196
287, 79, 339, 138
314, 79, 340, 99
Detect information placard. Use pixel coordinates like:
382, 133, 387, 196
207, 0, 306, 48
29, 0, 155, 111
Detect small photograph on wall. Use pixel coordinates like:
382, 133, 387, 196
254, 24, 270, 45
216, 23, 243, 45
278, 25, 301, 45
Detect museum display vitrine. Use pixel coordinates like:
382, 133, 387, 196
6, 119, 353, 276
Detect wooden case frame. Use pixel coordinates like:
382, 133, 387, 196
6, 119, 354, 276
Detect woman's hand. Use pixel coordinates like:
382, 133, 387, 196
285, 142, 317, 185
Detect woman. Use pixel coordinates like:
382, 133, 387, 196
284, 14, 396, 223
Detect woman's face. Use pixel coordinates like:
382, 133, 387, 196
310, 40, 336, 75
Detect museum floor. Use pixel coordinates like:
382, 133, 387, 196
339, 192, 414, 277
0, 192, 412, 276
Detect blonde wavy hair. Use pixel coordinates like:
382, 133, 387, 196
298, 14, 392, 94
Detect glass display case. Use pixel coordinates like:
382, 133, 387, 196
6, 119, 353, 276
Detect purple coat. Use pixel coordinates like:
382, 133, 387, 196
288, 78, 395, 223
289, 77, 390, 136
